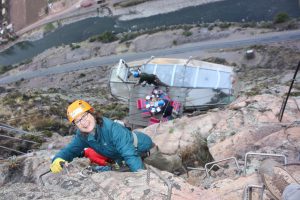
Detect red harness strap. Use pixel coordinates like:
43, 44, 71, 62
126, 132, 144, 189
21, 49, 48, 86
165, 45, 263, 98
84, 148, 111, 166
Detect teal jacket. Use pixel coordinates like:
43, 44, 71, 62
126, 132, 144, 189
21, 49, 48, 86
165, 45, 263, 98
54, 117, 153, 172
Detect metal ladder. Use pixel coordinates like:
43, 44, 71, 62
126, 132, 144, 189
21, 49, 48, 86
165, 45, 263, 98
187, 151, 288, 200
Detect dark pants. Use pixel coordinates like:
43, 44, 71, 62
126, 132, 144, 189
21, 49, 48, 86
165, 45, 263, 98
153, 77, 169, 87
143, 145, 177, 172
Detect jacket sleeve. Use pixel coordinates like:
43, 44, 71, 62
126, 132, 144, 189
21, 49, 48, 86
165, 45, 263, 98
111, 123, 144, 172
53, 133, 88, 163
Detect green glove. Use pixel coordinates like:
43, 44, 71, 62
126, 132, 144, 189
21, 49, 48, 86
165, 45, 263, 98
50, 158, 66, 173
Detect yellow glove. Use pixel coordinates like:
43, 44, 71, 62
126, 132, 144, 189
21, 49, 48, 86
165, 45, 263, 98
50, 158, 66, 173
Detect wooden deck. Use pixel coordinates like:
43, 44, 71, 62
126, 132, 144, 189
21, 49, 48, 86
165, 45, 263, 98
128, 86, 187, 127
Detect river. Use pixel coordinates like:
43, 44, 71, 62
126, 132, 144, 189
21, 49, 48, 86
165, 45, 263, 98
0, 0, 299, 66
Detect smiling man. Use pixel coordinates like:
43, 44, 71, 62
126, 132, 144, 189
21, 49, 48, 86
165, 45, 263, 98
50, 100, 154, 173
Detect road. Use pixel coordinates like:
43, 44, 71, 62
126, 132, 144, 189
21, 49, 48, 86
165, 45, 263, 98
1, 29, 300, 85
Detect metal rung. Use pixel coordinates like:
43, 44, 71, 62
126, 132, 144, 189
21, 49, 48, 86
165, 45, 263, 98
243, 184, 265, 200
243, 152, 287, 175
205, 156, 241, 178
207, 164, 222, 174
146, 165, 172, 200
186, 166, 206, 171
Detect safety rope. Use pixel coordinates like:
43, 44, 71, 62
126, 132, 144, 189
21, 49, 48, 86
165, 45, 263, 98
0, 134, 39, 144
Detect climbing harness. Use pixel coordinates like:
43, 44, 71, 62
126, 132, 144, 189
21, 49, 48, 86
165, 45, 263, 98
132, 131, 138, 150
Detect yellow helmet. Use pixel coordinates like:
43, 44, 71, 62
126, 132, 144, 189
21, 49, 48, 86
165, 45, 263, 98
67, 100, 94, 122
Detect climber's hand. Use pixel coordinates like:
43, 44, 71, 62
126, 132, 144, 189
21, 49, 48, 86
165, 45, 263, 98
50, 158, 67, 173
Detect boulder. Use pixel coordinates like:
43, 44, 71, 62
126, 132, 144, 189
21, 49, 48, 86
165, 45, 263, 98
208, 94, 300, 173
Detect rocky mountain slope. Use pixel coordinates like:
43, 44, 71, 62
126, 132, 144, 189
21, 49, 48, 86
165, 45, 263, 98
0, 41, 300, 199
0, 14, 300, 199
0, 94, 299, 199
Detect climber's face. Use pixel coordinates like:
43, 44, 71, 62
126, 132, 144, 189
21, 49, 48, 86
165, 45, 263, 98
74, 112, 96, 133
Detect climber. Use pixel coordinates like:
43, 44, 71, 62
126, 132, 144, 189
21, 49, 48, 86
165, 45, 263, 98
283, 184, 300, 200
50, 100, 154, 173
132, 70, 169, 92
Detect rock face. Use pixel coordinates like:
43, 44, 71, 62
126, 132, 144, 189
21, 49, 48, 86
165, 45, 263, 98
141, 93, 300, 199
0, 153, 220, 200
208, 94, 300, 163
1, 93, 300, 199
143, 113, 220, 171
143, 94, 300, 173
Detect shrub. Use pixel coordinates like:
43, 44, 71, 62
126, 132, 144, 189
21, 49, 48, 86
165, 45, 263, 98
182, 30, 192, 37
16, 41, 32, 50
95, 103, 129, 120
219, 22, 231, 29
49, 106, 65, 117
19, 59, 32, 65
21, 94, 30, 101
289, 92, 300, 96
241, 21, 257, 28
0, 65, 12, 75
78, 73, 86, 78
42, 130, 53, 137
89, 36, 97, 42
3, 91, 22, 105
69, 43, 81, 50
119, 32, 140, 43
245, 87, 260, 96
285, 20, 298, 30
258, 21, 274, 29
203, 57, 229, 65
182, 24, 193, 31
21, 134, 44, 143
180, 132, 214, 167
208, 25, 214, 31
97, 31, 118, 43
44, 23, 55, 33
274, 12, 290, 24
33, 118, 69, 135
